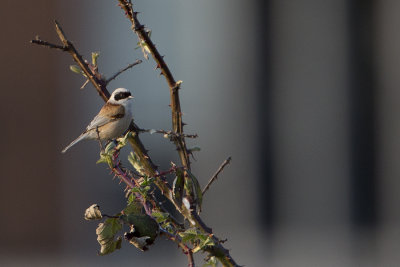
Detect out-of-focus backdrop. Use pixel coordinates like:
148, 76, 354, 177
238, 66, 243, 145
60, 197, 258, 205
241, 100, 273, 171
1, 0, 400, 266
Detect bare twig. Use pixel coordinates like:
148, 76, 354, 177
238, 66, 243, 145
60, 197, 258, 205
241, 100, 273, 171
187, 249, 195, 267
30, 37, 68, 51
160, 230, 194, 267
138, 128, 198, 139
202, 157, 232, 196
54, 20, 110, 102
80, 79, 90, 89
106, 59, 142, 84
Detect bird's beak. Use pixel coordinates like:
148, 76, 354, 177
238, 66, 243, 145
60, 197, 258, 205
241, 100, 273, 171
128, 96, 134, 99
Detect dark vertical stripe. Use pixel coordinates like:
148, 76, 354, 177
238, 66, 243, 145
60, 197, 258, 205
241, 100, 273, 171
348, 0, 378, 227
257, 0, 275, 228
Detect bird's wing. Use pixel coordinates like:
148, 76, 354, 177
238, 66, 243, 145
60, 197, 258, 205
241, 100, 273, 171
85, 103, 125, 132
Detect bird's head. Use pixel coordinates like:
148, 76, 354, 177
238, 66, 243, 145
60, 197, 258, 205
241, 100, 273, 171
108, 88, 134, 105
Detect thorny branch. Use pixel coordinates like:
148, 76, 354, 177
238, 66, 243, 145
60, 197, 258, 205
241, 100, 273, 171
202, 157, 232, 196
118, 0, 191, 178
160, 230, 194, 267
31, 12, 239, 267
31, 36, 67, 51
108, 149, 153, 216
137, 128, 198, 139
106, 60, 142, 85
55, 21, 110, 101
117, 2, 239, 266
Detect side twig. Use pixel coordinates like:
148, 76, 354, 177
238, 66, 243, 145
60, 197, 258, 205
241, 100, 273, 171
30, 36, 68, 51
202, 157, 232, 196
138, 128, 198, 139
106, 59, 142, 85
54, 20, 110, 101
160, 230, 194, 267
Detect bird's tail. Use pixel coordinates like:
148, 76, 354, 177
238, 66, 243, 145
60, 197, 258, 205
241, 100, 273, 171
61, 133, 87, 153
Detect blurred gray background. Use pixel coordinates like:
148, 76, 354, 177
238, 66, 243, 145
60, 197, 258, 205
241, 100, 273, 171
1, 0, 400, 266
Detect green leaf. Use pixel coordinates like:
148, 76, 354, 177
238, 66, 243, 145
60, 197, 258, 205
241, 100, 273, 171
92, 51, 100, 66
151, 211, 169, 223
116, 131, 132, 149
199, 236, 214, 249
178, 228, 199, 243
184, 171, 193, 195
173, 168, 184, 207
137, 41, 150, 60
183, 171, 203, 211
179, 228, 214, 251
69, 65, 82, 74
96, 218, 123, 255
203, 256, 218, 267
98, 218, 122, 238
140, 176, 154, 187
190, 171, 203, 211
189, 146, 201, 152
98, 236, 122, 256
124, 197, 143, 215
151, 211, 172, 231
120, 214, 159, 247
128, 152, 145, 175
96, 152, 113, 168
130, 185, 150, 197
84, 204, 102, 220
104, 141, 116, 154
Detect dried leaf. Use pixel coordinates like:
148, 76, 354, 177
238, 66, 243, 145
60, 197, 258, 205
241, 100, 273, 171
96, 218, 123, 255
84, 204, 102, 220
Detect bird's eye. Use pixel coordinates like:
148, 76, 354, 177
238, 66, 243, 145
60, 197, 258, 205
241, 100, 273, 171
114, 91, 131, 101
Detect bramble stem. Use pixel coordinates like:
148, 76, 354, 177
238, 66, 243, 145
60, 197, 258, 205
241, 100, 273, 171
106, 60, 142, 85
202, 157, 232, 195
118, 0, 191, 172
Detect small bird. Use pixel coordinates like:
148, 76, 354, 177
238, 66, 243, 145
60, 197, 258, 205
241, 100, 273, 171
62, 88, 134, 153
